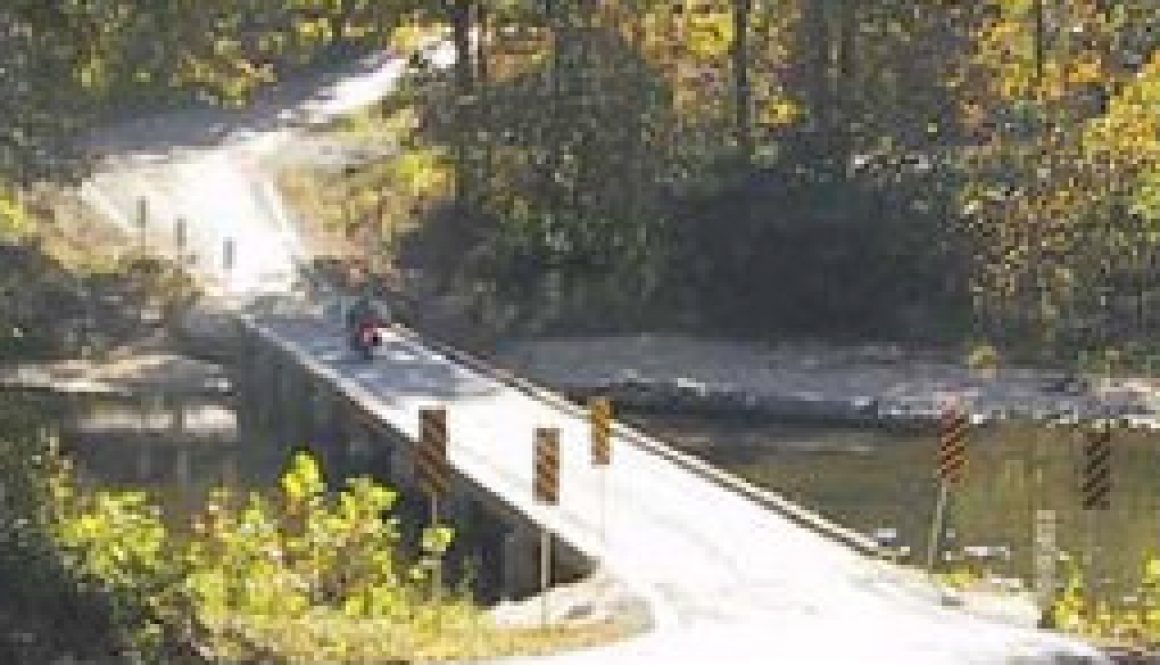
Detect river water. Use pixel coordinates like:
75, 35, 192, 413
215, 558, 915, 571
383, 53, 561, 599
627, 412, 1160, 599
22, 387, 1160, 601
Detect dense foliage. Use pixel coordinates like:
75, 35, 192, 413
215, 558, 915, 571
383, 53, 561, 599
277, 1, 1160, 358
1, 432, 507, 663
7, 1, 1160, 354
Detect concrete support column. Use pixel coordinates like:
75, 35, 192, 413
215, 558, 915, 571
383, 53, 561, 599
169, 399, 186, 438
311, 389, 336, 445
359, 424, 397, 489
298, 375, 316, 442
175, 447, 192, 491
136, 443, 152, 482
500, 521, 541, 601
275, 353, 309, 449
439, 489, 473, 585
391, 433, 414, 488
257, 344, 276, 433
220, 450, 239, 489
339, 420, 376, 482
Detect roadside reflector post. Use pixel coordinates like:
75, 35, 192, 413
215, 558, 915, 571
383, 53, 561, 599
175, 217, 187, 253
534, 426, 560, 629
927, 404, 968, 572
223, 238, 236, 273
137, 197, 148, 249
416, 407, 450, 601
590, 397, 613, 547
1034, 509, 1058, 626
1080, 421, 1113, 614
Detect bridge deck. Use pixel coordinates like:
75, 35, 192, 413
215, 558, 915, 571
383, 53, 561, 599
248, 314, 1104, 665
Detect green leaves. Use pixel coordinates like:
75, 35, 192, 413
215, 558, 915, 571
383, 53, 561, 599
26, 445, 467, 661
280, 450, 326, 505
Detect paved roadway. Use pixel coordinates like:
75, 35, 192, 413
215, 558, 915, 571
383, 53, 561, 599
250, 312, 1108, 665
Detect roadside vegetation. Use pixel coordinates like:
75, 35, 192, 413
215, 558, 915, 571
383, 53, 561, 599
1, 420, 621, 664
273, 2, 1160, 371
8, 3, 1160, 361
936, 552, 1160, 649
8, 0, 1160, 660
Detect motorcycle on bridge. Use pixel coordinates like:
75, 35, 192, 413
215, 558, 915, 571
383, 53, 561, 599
345, 297, 391, 361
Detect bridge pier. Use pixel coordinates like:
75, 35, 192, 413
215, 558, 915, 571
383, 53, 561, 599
237, 332, 594, 607
174, 446, 191, 491
136, 442, 153, 482
220, 449, 239, 489
500, 520, 544, 601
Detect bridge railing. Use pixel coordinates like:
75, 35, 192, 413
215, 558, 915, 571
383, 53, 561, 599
387, 325, 886, 560
240, 301, 884, 560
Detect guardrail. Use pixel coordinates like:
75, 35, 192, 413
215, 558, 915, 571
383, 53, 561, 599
389, 324, 886, 559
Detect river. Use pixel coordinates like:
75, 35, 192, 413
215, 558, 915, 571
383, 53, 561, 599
22, 386, 1160, 603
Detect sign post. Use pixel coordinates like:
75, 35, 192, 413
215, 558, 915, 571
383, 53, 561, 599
1080, 421, 1112, 614
534, 427, 560, 629
174, 217, 188, 263
223, 238, 236, 274
590, 397, 613, 545
1034, 509, 1057, 624
415, 408, 450, 600
927, 405, 968, 571
137, 198, 148, 250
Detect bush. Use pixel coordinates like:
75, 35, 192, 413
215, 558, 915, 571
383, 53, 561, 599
0, 427, 143, 664
46, 450, 468, 662
966, 341, 1000, 374
4, 435, 624, 663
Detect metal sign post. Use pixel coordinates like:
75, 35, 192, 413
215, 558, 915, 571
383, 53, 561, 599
223, 238, 236, 274
416, 408, 450, 601
590, 397, 613, 546
927, 405, 968, 571
1081, 423, 1113, 512
1080, 421, 1113, 614
1034, 509, 1057, 623
174, 217, 187, 262
534, 427, 560, 629
137, 198, 148, 249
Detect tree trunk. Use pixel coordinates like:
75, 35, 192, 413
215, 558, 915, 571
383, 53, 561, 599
732, 0, 754, 165
450, 0, 474, 210
800, 0, 831, 163
475, 1, 488, 83
475, 1, 490, 207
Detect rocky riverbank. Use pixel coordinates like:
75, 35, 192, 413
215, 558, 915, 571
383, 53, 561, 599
490, 335, 1160, 428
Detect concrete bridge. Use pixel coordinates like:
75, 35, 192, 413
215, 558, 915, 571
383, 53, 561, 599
75, 41, 1107, 664
234, 304, 1107, 665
